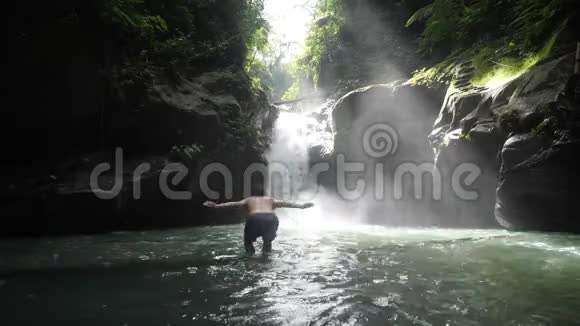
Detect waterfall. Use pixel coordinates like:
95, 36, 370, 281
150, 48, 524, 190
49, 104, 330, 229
264, 103, 363, 227
263, 104, 354, 226
265, 111, 316, 200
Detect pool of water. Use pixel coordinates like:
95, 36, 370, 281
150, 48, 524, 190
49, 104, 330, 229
1, 220, 579, 325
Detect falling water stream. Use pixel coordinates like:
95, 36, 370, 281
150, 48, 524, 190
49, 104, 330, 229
1, 111, 580, 325
265, 111, 315, 200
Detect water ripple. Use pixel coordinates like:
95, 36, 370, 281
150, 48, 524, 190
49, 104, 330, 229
0, 225, 579, 325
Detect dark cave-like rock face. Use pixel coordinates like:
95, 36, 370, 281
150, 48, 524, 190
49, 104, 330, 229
111, 68, 252, 154
495, 134, 580, 232
325, 52, 580, 230
2, 1, 277, 235
0, 68, 278, 235
430, 52, 580, 231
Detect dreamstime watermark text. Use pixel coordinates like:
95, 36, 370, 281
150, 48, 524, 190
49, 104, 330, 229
90, 123, 482, 201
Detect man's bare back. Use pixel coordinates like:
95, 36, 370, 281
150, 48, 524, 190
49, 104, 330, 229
245, 196, 275, 214
203, 197, 314, 254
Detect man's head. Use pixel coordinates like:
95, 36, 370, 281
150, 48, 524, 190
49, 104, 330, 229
250, 183, 265, 197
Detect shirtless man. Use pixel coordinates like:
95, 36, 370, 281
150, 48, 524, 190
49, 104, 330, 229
203, 197, 314, 255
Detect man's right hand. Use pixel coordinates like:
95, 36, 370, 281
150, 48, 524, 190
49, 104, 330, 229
203, 201, 217, 208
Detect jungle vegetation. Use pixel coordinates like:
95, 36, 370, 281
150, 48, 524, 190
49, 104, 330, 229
406, 0, 574, 87
283, 0, 577, 96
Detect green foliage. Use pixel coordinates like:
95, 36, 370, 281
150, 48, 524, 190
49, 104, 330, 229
460, 133, 473, 141
282, 82, 302, 101
406, 0, 465, 52
246, 57, 274, 94
270, 60, 294, 101
240, 0, 274, 94
407, 59, 457, 86
283, 0, 347, 99
407, 0, 569, 87
101, 0, 275, 87
303, 0, 345, 83
103, 0, 169, 36
510, 0, 563, 53
532, 117, 558, 136
282, 61, 311, 100
101, 0, 195, 83
17, 0, 274, 165
529, 102, 565, 136
240, 0, 268, 47
471, 47, 534, 87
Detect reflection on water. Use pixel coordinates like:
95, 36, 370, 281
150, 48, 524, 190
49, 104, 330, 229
0, 223, 579, 325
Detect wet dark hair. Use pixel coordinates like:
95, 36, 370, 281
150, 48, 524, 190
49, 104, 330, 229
250, 183, 265, 196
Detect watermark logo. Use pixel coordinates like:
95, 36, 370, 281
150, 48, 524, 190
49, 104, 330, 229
89, 122, 482, 202
362, 123, 399, 158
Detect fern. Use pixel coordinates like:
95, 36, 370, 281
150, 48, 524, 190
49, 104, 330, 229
106, 0, 168, 35
405, 3, 434, 27
407, 0, 569, 86
509, 0, 562, 52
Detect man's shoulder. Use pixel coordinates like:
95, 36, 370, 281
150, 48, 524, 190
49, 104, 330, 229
247, 196, 274, 201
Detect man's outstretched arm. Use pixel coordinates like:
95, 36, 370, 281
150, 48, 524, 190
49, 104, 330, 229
203, 199, 246, 208
274, 200, 314, 209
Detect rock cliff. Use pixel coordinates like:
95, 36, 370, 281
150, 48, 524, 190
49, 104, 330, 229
324, 52, 579, 231
2, 0, 277, 235
431, 52, 580, 231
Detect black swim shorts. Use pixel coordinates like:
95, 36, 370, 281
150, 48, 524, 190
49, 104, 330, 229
244, 213, 279, 242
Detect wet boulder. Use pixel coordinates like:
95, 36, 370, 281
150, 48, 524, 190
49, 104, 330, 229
429, 52, 578, 229
495, 135, 580, 231
111, 69, 248, 154
0, 66, 277, 235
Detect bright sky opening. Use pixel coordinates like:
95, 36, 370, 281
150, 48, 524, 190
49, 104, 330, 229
263, 0, 316, 63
